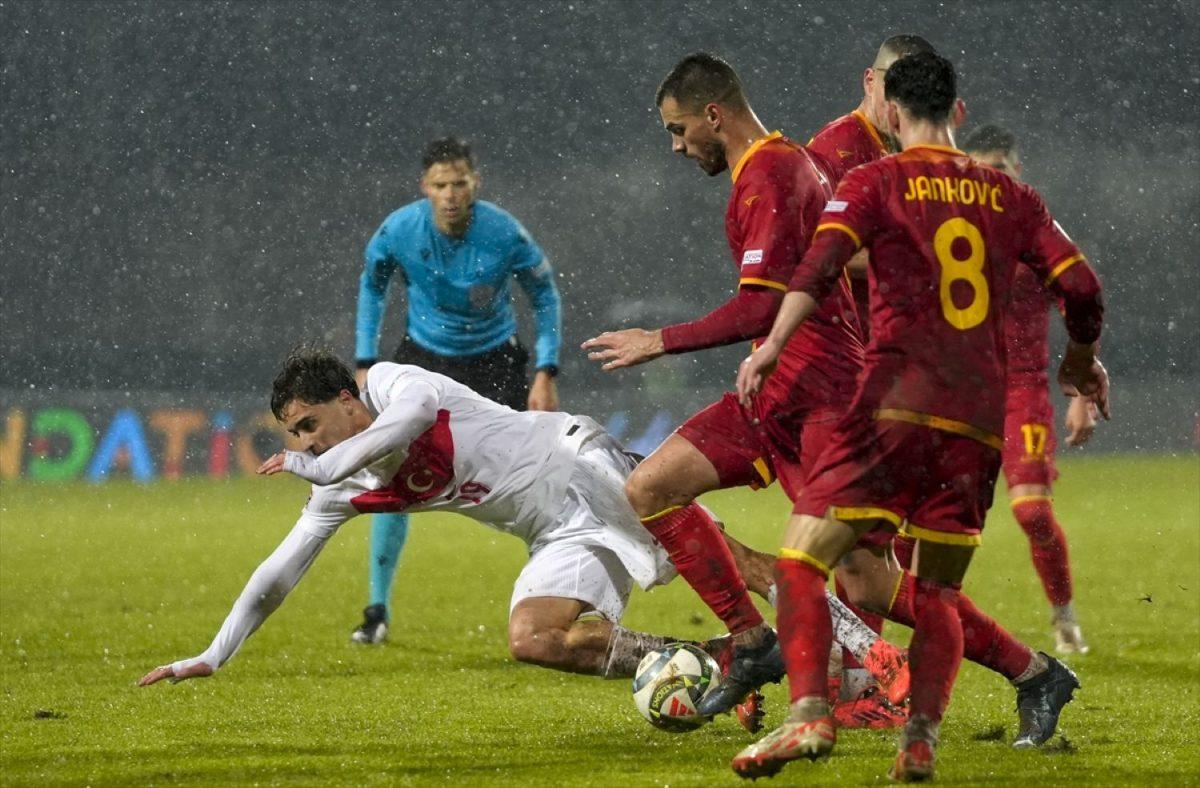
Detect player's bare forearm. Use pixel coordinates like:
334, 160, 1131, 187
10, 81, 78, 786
845, 248, 870, 278
581, 328, 665, 370
764, 291, 819, 350
735, 291, 818, 405
527, 371, 559, 411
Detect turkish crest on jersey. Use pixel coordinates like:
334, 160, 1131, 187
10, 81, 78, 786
350, 409, 454, 512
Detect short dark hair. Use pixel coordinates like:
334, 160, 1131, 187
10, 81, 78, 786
421, 137, 474, 171
962, 124, 1019, 157
655, 52, 747, 111
877, 34, 937, 65
270, 345, 358, 420
884, 51, 957, 122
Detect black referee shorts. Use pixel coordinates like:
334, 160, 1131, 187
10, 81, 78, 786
392, 334, 529, 411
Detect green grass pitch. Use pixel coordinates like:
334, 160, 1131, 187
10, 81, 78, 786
2, 455, 1197, 786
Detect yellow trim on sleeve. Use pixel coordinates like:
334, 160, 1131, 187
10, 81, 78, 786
739, 277, 789, 292
851, 110, 889, 156
901, 522, 982, 547
1010, 494, 1053, 508
873, 408, 1003, 450
779, 547, 831, 577
751, 457, 775, 486
1045, 254, 1085, 286
731, 130, 784, 183
815, 222, 862, 250
639, 504, 684, 524
830, 506, 903, 528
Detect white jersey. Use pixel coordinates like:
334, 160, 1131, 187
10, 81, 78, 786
292, 363, 600, 544
172, 363, 662, 675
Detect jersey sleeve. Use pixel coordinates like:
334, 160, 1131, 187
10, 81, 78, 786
1016, 184, 1086, 285
169, 514, 338, 674
356, 220, 401, 364
506, 217, 546, 272
812, 165, 881, 253
1016, 188, 1104, 344
787, 166, 881, 300
733, 160, 809, 291
281, 368, 440, 486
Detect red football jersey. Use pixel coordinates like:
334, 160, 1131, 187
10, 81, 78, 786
1005, 263, 1055, 390
791, 143, 1086, 443
808, 111, 893, 338
806, 110, 891, 184
728, 132, 863, 420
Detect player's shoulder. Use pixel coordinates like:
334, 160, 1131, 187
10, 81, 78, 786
808, 112, 858, 146
471, 200, 537, 248
376, 200, 428, 237
365, 362, 444, 407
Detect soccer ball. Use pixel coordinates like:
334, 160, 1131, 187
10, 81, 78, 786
631, 643, 722, 732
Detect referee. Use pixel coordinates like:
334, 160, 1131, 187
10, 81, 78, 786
351, 137, 562, 643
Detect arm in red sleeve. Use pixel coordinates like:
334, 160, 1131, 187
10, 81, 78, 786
1046, 260, 1104, 345
787, 228, 860, 302
660, 286, 783, 354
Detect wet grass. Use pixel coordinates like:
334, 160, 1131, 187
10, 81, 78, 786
2, 454, 1197, 785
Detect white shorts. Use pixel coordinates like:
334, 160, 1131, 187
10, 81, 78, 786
510, 433, 677, 622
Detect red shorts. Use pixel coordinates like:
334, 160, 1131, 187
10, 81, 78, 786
1002, 386, 1059, 488
675, 393, 838, 502
795, 411, 1001, 547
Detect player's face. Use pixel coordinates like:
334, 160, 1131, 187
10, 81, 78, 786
279, 392, 359, 455
421, 159, 479, 228
970, 149, 1022, 180
864, 61, 893, 131
659, 96, 727, 176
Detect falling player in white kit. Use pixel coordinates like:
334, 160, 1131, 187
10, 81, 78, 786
138, 348, 907, 703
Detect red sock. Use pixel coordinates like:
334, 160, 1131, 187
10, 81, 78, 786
887, 572, 1034, 681
1012, 499, 1073, 606
909, 578, 964, 723
835, 575, 883, 670
776, 558, 832, 702
641, 503, 763, 635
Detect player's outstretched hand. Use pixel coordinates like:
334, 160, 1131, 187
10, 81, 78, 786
581, 329, 665, 370
256, 451, 287, 476
736, 343, 781, 407
1064, 396, 1099, 447
137, 660, 214, 687
1058, 348, 1110, 421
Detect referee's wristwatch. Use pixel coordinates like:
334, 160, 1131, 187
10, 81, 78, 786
536, 365, 559, 378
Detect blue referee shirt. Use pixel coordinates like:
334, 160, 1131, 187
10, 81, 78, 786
356, 199, 561, 369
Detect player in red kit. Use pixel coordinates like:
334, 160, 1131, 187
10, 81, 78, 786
582, 53, 909, 719
806, 35, 938, 720
734, 53, 1108, 781
963, 124, 1096, 654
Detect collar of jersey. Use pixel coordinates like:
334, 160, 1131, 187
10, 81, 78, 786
905, 143, 967, 156
850, 110, 889, 155
731, 130, 783, 183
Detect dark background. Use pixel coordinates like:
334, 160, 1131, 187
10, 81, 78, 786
2, 0, 1198, 396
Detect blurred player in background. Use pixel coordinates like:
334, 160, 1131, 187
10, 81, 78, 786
963, 124, 1096, 653
734, 53, 1107, 780
583, 53, 901, 718
806, 31, 938, 714
352, 137, 562, 644
137, 349, 902, 701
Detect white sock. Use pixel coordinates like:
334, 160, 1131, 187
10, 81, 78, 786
825, 590, 878, 663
